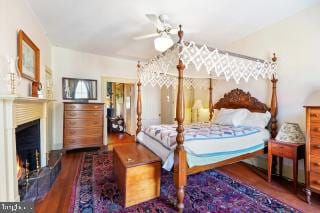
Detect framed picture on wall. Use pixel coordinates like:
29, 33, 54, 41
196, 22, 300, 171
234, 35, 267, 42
17, 30, 40, 81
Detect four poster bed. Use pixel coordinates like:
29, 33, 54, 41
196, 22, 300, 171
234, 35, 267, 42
135, 26, 278, 212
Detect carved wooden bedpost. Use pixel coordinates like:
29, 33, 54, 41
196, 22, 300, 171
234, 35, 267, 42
174, 25, 187, 213
209, 78, 214, 121
136, 62, 142, 135
270, 53, 278, 138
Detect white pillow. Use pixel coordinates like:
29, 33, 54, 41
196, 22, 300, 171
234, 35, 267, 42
214, 108, 249, 126
241, 111, 271, 129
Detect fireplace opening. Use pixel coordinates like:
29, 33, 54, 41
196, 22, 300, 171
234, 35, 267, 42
15, 119, 41, 175
15, 119, 62, 202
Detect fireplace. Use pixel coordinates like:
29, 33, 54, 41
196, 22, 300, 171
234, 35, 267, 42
15, 119, 41, 174
0, 96, 50, 202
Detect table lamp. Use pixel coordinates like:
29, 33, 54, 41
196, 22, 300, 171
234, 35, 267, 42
275, 122, 305, 144
192, 99, 203, 122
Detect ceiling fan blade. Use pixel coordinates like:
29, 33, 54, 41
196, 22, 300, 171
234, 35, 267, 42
146, 14, 164, 30
168, 28, 198, 35
133, 33, 159, 40
168, 28, 179, 35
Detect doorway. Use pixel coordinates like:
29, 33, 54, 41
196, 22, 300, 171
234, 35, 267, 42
104, 82, 135, 134
101, 77, 136, 147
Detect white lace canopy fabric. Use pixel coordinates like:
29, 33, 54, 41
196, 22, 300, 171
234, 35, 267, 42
138, 41, 277, 88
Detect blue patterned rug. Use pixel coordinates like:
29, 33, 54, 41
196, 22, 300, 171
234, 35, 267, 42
69, 151, 301, 213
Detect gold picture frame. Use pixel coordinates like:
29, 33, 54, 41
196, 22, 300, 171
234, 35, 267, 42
17, 30, 40, 81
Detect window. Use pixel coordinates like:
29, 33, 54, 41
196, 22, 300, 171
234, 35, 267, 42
74, 81, 88, 99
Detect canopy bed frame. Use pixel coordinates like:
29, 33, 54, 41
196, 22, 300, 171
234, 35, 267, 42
136, 26, 278, 212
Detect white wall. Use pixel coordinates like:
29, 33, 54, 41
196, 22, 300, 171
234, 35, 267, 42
51, 47, 137, 149
222, 4, 320, 131
51, 47, 161, 149
0, 0, 52, 202
215, 4, 320, 181
0, 0, 52, 96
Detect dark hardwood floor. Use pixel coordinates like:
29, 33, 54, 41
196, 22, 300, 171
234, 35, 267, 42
35, 133, 320, 212
35, 150, 82, 213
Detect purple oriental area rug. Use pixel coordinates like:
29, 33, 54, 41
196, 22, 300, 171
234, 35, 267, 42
69, 151, 301, 213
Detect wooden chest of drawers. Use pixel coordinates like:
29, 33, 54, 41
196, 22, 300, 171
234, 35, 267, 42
63, 103, 104, 149
305, 106, 320, 202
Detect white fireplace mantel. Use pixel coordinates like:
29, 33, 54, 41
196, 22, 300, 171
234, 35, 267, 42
0, 95, 49, 202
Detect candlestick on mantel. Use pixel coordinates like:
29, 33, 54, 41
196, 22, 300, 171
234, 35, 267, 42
7, 56, 21, 95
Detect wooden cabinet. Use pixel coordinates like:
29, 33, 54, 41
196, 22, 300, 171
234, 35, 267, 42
305, 106, 320, 203
63, 103, 104, 150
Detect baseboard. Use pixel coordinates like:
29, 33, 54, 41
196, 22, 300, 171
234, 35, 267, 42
52, 143, 63, 150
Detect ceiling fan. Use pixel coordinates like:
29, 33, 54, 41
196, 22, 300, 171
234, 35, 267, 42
133, 14, 180, 52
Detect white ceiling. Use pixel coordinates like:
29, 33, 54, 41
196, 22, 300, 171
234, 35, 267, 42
27, 0, 319, 60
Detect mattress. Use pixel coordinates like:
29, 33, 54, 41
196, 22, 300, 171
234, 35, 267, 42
137, 124, 270, 171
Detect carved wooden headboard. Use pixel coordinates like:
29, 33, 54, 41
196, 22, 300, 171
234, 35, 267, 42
213, 89, 269, 113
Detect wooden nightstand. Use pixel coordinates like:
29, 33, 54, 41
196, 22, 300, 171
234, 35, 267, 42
268, 139, 305, 192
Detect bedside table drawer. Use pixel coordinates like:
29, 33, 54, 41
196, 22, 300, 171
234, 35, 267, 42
271, 143, 294, 158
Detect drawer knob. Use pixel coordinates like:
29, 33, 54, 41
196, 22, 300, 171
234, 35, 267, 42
127, 158, 133, 162
311, 113, 318, 118
314, 145, 320, 149
94, 106, 98, 109
314, 127, 320, 132
314, 162, 320, 166
69, 130, 76, 134
69, 112, 76, 116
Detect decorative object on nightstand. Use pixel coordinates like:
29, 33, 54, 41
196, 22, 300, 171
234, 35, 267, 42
304, 102, 320, 204
268, 123, 306, 193
192, 99, 203, 122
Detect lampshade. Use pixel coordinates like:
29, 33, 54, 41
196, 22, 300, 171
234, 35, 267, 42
275, 122, 305, 144
154, 33, 173, 52
192, 99, 203, 110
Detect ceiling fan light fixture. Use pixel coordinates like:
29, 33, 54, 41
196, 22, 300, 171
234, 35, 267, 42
154, 34, 173, 52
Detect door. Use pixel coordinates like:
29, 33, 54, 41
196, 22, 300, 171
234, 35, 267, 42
124, 84, 135, 135
141, 85, 161, 127
161, 86, 174, 124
